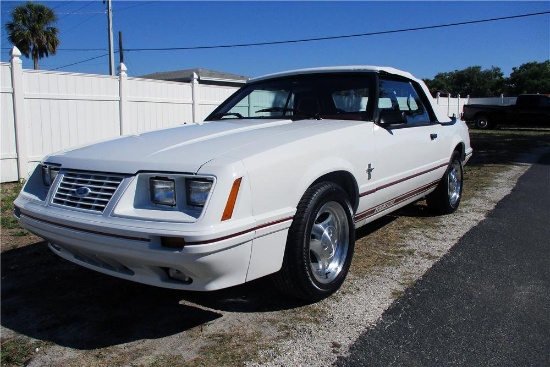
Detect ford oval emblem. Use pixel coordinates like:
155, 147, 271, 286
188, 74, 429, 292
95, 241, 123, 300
75, 187, 91, 197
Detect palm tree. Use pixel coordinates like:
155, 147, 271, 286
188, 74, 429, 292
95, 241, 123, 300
5, 2, 60, 70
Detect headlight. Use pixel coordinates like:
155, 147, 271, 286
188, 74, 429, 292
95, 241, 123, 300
150, 177, 176, 206
186, 179, 213, 207
42, 164, 60, 186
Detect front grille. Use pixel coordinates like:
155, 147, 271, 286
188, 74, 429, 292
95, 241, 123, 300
52, 171, 126, 213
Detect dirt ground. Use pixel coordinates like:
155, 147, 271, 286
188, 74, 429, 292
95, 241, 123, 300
1, 128, 549, 366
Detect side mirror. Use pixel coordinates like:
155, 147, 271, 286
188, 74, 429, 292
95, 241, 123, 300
377, 109, 407, 127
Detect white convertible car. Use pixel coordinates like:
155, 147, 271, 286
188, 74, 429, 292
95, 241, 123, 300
15, 66, 472, 301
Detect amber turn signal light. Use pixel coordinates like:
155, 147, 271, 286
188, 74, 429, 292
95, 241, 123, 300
221, 178, 242, 221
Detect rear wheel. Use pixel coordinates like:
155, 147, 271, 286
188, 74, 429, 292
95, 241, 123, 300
272, 182, 355, 301
475, 115, 494, 129
427, 151, 463, 215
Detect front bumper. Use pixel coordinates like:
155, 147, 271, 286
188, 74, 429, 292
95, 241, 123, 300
15, 198, 292, 291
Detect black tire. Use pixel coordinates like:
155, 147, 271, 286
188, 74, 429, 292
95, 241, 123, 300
475, 115, 494, 130
427, 151, 463, 215
272, 182, 355, 301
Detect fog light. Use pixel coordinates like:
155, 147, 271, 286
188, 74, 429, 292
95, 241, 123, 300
161, 236, 185, 249
49, 242, 62, 252
167, 268, 192, 284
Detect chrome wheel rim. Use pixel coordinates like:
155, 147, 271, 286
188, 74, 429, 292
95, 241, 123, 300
477, 119, 488, 128
309, 201, 349, 284
448, 160, 462, 206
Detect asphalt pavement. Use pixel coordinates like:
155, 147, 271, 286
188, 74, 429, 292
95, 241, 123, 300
336, 152, 550, 366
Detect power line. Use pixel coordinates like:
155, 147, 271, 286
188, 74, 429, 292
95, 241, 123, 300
52, 2, 72, 11
57, 11, 105, 15
124, 11, 550, 52
60, 12, 103, 35
51, 53, 109, 71
58, 2, 96, 21
116, 2, 154, 12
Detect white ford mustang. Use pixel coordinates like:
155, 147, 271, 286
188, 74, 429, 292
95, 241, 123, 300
15, 66, 472, 301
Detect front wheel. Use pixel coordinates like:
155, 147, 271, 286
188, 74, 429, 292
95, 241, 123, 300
272, 182, 355, 301
427, 151, 463, 215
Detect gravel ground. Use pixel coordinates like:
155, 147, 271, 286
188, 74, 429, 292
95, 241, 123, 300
247, 159, 534, 367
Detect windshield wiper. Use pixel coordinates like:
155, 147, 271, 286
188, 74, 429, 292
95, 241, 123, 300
256, 107, 322, 120
211, 112, 244, 120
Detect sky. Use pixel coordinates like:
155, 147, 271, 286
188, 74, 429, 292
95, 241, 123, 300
1, 1, 549, 80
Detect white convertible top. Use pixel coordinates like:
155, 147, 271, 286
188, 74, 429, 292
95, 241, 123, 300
250, 66, 452, 122
250, 65, 416, 83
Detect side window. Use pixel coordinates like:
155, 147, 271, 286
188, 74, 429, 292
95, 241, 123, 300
378, 79, 430, 125
332, 88, 369, 113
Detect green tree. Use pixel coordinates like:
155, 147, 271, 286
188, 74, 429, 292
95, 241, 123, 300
508, 60, 550, 95
5, 1, 60, 70
424, 66, 505, 97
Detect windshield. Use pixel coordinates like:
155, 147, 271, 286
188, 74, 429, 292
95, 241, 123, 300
206, 73, 375, 121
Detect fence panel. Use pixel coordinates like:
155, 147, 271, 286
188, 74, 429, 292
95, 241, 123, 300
22, 70, 120, 165
196, 84, 238, 121
433, 95, 468, 119
467, 97, 517, 105
125, 77, 194, 134
1, 63, 18, 182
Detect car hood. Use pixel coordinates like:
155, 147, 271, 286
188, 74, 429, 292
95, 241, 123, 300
44, 119, 357, 174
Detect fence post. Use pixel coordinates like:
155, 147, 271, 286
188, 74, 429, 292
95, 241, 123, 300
118, 62, 127, 135
457, 94, 461, 118
191, 72, 199, 124
447, 93, 451, 116
10, 46, 29, 181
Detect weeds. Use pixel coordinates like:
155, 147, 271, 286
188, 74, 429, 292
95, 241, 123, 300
0, 337, 49, 367
1, 182, 23, 231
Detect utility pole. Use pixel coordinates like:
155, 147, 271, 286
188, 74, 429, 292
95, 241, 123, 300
118, 31, 124, 64
106, 0, 114, 75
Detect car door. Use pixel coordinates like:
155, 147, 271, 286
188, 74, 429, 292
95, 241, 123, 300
361, 78, 449, 220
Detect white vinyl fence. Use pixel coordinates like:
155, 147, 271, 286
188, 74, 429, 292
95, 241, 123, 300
467, 96, 517, 106
432, 94, 519, 120
1, 47, 240, 182
433, 93, 468, 119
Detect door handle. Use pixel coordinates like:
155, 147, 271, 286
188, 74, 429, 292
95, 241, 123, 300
430, 133, 438, 140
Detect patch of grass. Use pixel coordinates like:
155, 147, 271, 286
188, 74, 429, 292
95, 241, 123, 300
11, 229, 30, 237
468, 128, 550, 166
1, 215, 20, 229
351, 214, 421, 278
0, 183, 38, 246
1, 182, 22, 212
189, 330, 271, 367
0, 337, 49, 367
1, 182, 23, 230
